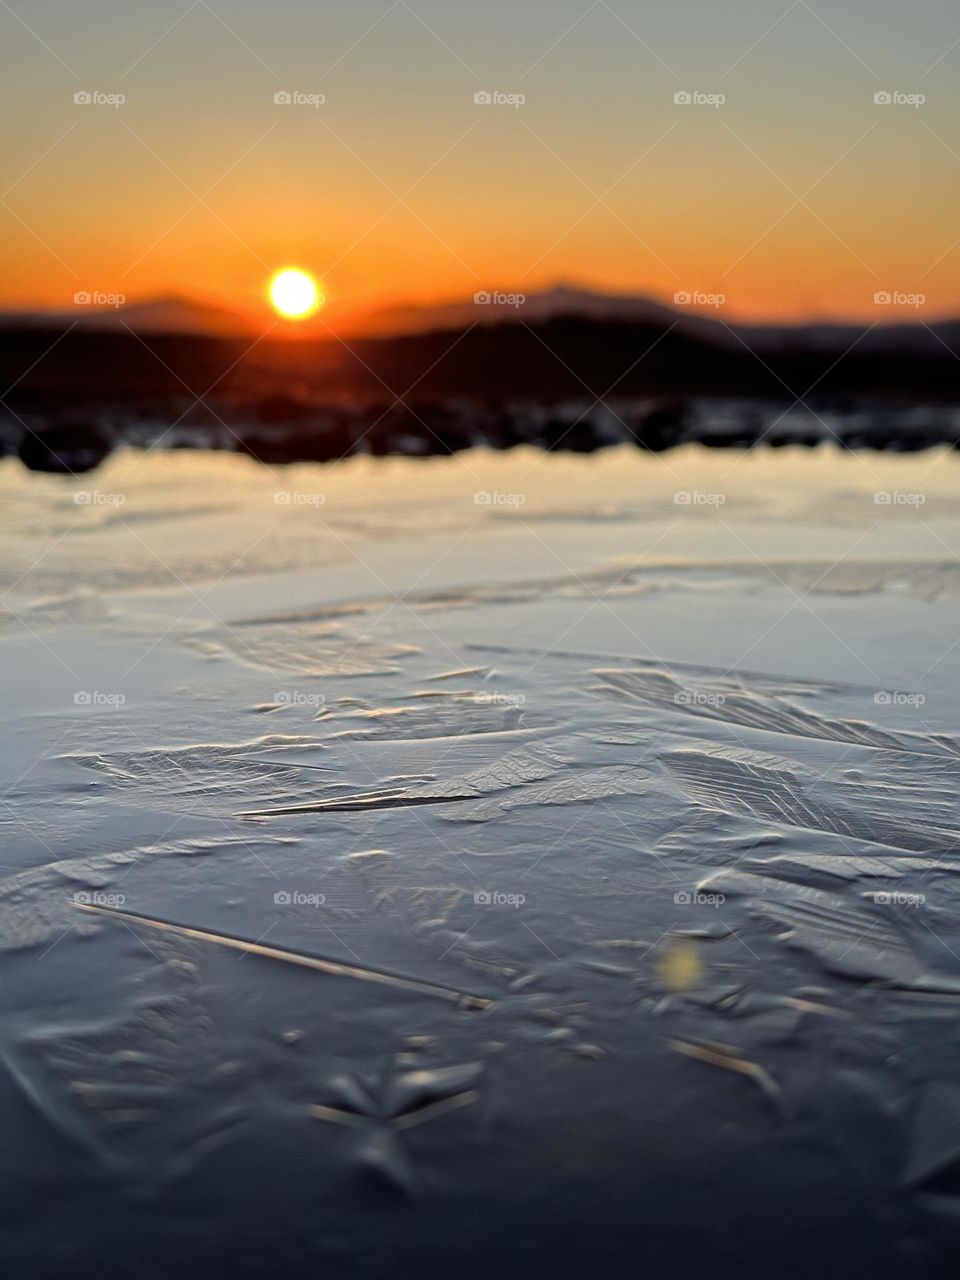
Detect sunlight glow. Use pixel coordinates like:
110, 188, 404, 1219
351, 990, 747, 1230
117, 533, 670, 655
269, 268, 322, 320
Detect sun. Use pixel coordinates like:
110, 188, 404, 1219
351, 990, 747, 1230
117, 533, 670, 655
268, 268, 323, 320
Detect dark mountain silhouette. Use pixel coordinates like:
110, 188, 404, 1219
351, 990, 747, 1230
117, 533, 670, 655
0, 294, 255, 339
4, 284, 959, 354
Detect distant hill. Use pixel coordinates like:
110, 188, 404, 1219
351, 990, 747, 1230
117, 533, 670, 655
340, 284, 960, 356
337, 285, 680, 337
0, 294, 256, 339
3, 284, 958, 355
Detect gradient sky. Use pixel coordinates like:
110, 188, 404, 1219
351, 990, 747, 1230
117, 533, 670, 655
2, 0, 959, 324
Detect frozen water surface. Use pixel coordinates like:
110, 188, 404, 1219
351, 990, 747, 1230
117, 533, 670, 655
2, 445, 960, 1277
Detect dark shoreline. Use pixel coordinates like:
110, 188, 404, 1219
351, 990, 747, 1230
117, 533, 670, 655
3, 317, 959, 472
6, 392, 960, 474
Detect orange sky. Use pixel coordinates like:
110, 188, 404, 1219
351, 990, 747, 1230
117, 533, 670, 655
2, 0, 959, 326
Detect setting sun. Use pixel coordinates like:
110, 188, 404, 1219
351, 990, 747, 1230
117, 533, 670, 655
268, 268, 322, 320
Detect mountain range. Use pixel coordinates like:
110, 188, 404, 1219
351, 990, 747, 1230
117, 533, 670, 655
3, 284, 958, 356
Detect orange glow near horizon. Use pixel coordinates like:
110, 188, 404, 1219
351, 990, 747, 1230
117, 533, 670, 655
3, 0, 960, 330
4, 193, 959, 329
